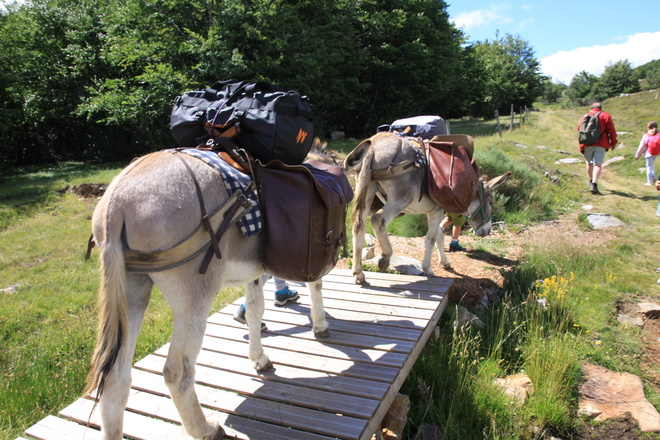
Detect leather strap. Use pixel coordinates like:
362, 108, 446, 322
198, 180, 255, 274
170, 151, 222, 260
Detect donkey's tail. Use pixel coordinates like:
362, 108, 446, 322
84, 207, 128, 399
351, 138, 375, 231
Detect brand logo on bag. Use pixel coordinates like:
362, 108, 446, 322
296, 129, 309, 144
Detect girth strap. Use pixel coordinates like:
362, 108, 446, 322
170, 150, 223, 260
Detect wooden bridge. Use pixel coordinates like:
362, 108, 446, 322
19, 268, 452, 440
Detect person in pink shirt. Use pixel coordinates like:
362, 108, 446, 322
635, 121, 660, 186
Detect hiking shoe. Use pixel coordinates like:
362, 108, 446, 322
590, 183, 601, 195
448, 242, 467, 252
644, 182, 653, 186
274, 286, 299, 307
233, 303, 267, 331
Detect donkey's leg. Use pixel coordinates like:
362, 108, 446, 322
245, 276, 272, 371
424, 208, 449, 275
308, 279, 329, 338
157, 275, 224, 440
352, 184, 378, 285
371, 197, 412, 273
99, 273, 153, 440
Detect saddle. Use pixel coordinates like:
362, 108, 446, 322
425, 134, 479, 213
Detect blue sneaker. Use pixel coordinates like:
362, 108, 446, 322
233, 303, 267, 331
274, 286, 299, 307
448, 242, 467, 252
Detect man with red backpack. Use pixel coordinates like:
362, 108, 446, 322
578, 102, 618, 194
635, 121, 660, 186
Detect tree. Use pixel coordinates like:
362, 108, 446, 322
598, 59, 640, 98
539, 77, 566, 104
566, 71, 599, 106
472, 33, 543, 118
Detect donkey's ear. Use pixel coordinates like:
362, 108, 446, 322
343, 139, 371, 172
486, 171, 512, 190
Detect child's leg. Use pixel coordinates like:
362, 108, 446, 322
647, 156, 657, 183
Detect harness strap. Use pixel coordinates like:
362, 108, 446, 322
198, 180, 255, 275
170, 151, 223, 260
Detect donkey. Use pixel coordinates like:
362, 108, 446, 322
85, 141, 335, 440
343, 132, 511, 285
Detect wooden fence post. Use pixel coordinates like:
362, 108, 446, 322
496, 111, 502, 137
509, 104, 514, 131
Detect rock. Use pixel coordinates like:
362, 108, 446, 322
638, 302, 660, 318
493, 373, 534, 405
330, 131, 345, 140
362, 246, 375, 260
586, 213, 626, 229
374, 393, 410, 440
412, 423, 444, 440
364, 233, 376, 247
581, 204, 594, 210
579, 363, 660, 432
617, 313, 644, 327
366, 255, 424, 276
603, 155, 625, 166
555, 158, 583, 164
553, 150, 572, 155
450, 305, 485, 331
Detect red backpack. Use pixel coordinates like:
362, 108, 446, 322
648, 133, 660, 156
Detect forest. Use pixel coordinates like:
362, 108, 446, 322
0, 0, 656, 167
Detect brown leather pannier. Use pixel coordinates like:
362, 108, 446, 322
426, 140, 479, 213
255, 159, 353, 282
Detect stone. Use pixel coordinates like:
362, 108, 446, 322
579, 363, 660, 432
362, 246, 375, 260
493, 373, 534, 405
412, 423, 444, 440
586, 213, 626, 229
375, 393, 410, 440
330, 131, 345, 140
555, 157, 583, 164
617, 314, 644, 327
638, 302, 660, 318
366, 255, 424, 276
603, 155, 625, 166
450, 305, 486, 331
581, 205, 594, 210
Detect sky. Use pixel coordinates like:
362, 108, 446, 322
446, 1, 660, 84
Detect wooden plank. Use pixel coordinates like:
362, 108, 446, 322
209, 312, 417, 353
136, 349, 389, 401
125, 370, 366, 440
216, 307, 424, 342
203, 324, 409, 368
170, 337, 400, 382
24, 415, 102, 440
133, 356, 379, 419
357, 287, 449, 440
60, 396, 337, 440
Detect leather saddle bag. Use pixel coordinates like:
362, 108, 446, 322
426, 140, 479, 213
255, 159, 353, 282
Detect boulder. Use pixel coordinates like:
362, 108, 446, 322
579, 363, 660, 432
493, 373, 534, 405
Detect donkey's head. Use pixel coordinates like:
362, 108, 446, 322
465, 171, 512, 237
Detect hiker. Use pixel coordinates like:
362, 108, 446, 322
578, 102, 618, 195
233, 277, 300, 330
441, 212, 467, 252
635, 121, 660, 186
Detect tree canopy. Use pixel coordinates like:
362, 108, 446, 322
1, 0, 546, 166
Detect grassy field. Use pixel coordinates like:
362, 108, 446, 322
1, 91, 660, 439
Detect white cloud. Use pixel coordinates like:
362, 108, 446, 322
453, 4, 511, 30
541, 31, 660, 84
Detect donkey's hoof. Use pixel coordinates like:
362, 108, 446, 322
208, 425, 225, 440
378, 257, 390, 272
254, 357, 273, 371
354, 272, 366, 285
314, 329, 330, 339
